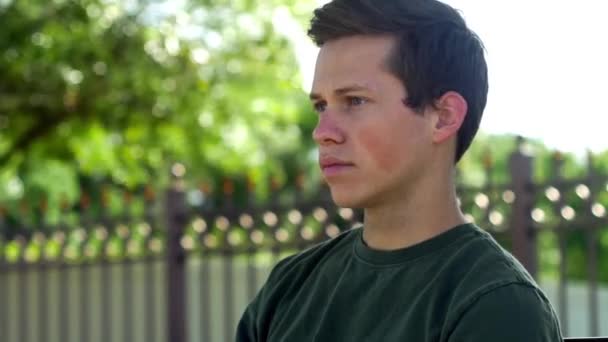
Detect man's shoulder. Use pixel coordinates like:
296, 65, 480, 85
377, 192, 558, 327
441, 225, 560, 330
436, 226, 561, 339
445, 281, 563, 341
449, 225, 537, 285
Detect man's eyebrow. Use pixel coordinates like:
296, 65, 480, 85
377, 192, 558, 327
309, 84, 372, 100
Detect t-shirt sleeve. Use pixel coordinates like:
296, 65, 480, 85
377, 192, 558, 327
235, 255, 296, 342
447, 283, 563, 342
235, 294, 260, 342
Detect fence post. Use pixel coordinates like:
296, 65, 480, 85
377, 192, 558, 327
585, 151, 600, 336
508, 137, 538, 278
166, 165, 188, 342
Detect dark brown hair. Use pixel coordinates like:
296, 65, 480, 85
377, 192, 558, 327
308, 0, 488, 163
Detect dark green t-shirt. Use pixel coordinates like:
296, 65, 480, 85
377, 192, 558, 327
236, 224, 562, 341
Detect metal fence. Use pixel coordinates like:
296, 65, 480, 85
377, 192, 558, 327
1, 139, 607, 341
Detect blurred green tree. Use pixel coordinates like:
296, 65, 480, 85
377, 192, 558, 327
0, 0, 319, 217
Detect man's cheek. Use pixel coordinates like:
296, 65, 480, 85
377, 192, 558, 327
357, 126, 401, 172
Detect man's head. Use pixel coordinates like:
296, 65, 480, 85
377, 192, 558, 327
309, 0, 488, 163
308, 0, 488, 208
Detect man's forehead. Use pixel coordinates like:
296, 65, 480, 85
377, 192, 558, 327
311, 36, 396, 93
316, 36, 394, 66
311, 61, 387, 97
319, 34, 396, 53
309, 81, 378, 100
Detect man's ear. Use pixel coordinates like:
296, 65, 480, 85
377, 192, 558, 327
431, 91, 468, 144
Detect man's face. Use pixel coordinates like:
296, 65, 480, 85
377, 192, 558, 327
310, 35, 435, 208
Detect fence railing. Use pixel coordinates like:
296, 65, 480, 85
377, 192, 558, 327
1, 138, 607, 341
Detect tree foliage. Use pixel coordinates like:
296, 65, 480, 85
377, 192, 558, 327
0, 0, 320, 214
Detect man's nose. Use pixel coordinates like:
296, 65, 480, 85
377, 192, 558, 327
312, 114, 345, 145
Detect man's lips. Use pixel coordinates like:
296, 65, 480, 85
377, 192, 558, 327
319, 156, 355, 176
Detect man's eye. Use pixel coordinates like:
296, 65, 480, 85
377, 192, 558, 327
347, 96, 367, 106
313, 101, 326, 112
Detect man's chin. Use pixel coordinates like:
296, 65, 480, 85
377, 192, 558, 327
329, 190, 365, 209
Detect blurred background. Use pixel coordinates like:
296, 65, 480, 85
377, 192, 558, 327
0, 0, 607, 341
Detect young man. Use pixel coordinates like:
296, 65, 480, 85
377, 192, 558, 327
237, 0, 563, 341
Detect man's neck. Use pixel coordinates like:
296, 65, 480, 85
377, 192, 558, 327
361, 176, 466, 251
